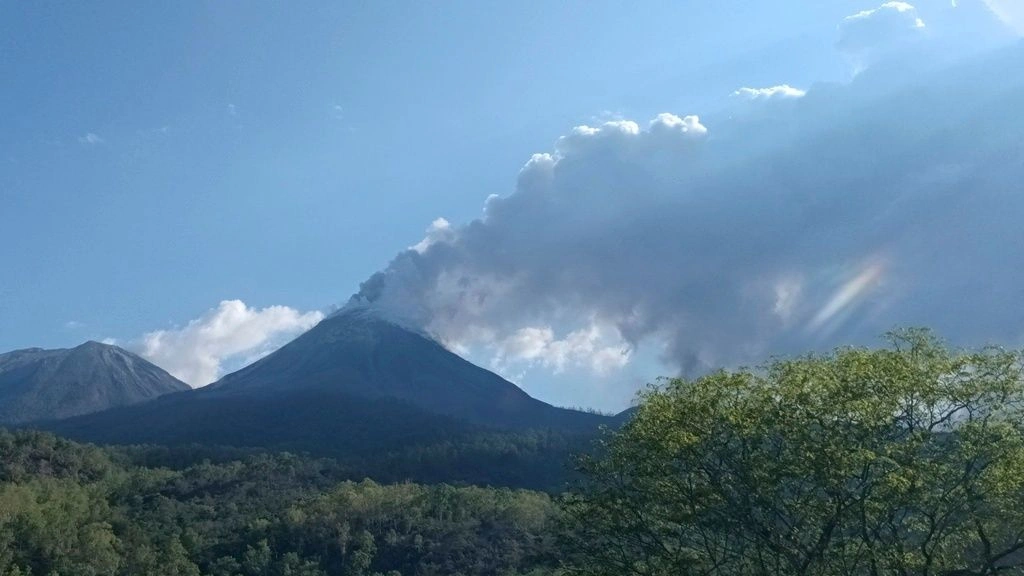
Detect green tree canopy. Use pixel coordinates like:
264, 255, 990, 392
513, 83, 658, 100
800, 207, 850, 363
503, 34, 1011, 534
565, 330, 1024, 576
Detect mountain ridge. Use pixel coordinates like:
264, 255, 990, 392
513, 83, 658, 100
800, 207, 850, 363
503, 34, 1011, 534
0, 341, 190, 425
35, 310, 612, 488
206, 307, 608, 431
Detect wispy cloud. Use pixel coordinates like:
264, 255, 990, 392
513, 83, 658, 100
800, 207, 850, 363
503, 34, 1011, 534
732, 85, 806, 100
136, 125, 170, 137
77, 133, 104, 146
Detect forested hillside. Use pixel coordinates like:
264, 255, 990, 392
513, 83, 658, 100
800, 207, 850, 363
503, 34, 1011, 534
46, 392, 596, 492
0, 430, 563, 576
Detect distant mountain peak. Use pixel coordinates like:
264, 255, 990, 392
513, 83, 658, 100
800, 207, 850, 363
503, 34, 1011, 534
76, 340, 109, 349
0, 341, 189, 425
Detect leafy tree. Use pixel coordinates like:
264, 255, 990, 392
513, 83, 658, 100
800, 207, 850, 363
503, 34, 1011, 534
242, 540, 273, 575
347, 530, 376, 576
564, 330, 1024, 576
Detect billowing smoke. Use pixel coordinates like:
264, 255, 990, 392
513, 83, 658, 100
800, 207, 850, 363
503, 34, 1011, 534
347, 8, 1024, 386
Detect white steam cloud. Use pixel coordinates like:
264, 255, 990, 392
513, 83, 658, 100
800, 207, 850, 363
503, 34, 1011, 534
349, 38, 1024, 386
136, 300, 323, 386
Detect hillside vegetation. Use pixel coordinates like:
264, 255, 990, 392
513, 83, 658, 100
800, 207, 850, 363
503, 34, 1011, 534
0, 430, 562, 576
6, 330, 1024, 576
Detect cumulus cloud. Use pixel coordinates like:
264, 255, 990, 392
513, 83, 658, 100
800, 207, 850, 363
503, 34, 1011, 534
732, 85, 807, 100
347, 44, 1024, 394
490, 323, 631, 376
838, 2, 927, 69
136, 300, 323, 386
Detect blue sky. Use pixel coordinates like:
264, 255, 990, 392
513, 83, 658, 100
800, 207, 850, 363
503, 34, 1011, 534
2, 1, 1022, 411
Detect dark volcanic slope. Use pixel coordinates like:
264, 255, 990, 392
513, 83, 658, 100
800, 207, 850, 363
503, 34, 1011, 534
0, 341, 190, 425
43, 311, 610, 488
209, 308, 609, 431
48, 385, 594, 489
49, 384, 482, 457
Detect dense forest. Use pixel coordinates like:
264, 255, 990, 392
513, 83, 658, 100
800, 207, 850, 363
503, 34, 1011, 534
0, 430, 563, 576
